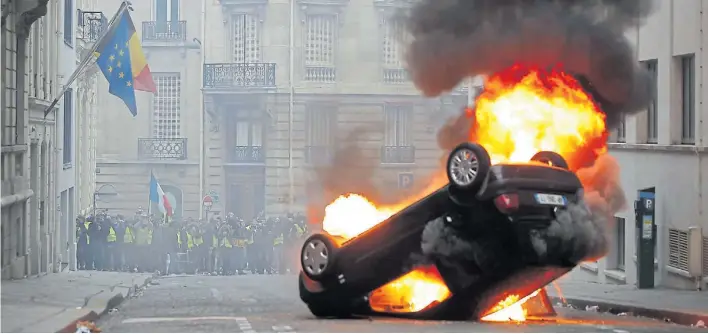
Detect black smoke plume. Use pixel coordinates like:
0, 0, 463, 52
403, 0, 658, 128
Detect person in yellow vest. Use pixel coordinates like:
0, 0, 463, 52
272, 217, 285, 274
123, 219, 136, 271
190, 220, 206, 274
76, 216, 90, 270
134, 219, 153, 272
232, 218, 249, 275
282, 215, 305, 275
217, 224, 233, 275
106, 217, 119, 271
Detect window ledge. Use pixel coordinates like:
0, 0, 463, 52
608, 143, 707, 153
604, 269, 627, 283
580, 261, 599, 273
63, 163, 73, 170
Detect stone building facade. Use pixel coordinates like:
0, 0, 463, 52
94, 0, 467, 220
1, 0, 99, 278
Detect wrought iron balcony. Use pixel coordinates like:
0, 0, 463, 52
204, 63, 276, 89
383, 68, 408, 84
77, 10, 107, 43
138, 138, 188, 160
231, 146, 264, 163
142, 21, 187, 42
381, 145, 415, 164
305, 146, 332, 165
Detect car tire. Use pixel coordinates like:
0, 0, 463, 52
530, 151, 569, 169
299, 273, 354, 318
300, 233, 338, 281
446, 142, 491, 192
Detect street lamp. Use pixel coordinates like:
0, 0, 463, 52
93, 183, 119, 218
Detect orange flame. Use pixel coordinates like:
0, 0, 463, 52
319, 65, 608, 319
481, 289, 542, 322
471, 65, 607, 170
368, 265, 452, 314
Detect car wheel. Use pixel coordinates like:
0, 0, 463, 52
446, 142, 491, 192
300, 233, 338, 281
299, 273, 354, 318
530, 151, 569, 169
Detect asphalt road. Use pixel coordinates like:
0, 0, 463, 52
97, 274, 702, 333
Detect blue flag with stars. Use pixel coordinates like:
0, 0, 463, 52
96, 13, 138, 116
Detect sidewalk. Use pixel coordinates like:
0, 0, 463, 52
545, 279, 708, 327
1, 271, 155, 333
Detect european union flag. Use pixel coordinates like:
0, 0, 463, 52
96, 12, 138, 116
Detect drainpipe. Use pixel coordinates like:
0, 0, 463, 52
198, 0, 206, 219
698, 0, 706, 290
288, 0, 295, 213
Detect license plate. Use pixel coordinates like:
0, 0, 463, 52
535, 193, 566, 206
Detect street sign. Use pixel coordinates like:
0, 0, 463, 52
208, 190, 220, 204
398, 172, 414, 189
202, 195, 213, 209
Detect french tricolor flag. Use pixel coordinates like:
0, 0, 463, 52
149, 172, 173, 217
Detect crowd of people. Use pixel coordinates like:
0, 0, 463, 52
75, 208, 309, 275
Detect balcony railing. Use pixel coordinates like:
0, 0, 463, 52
204, 63, 276, 89
142, 21, 187, 42
381, 146, 415, 164
77, 10, 107, 43
305, 146, 332, 165
138, 138, 188, 160
383, 68, 408, 84
231, 146, 264, 163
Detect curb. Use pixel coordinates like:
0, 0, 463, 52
549, 296, 708, 327
57, 274, 157, 333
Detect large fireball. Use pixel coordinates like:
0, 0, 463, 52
472, 66, 607, 170
320, 65, 608, 317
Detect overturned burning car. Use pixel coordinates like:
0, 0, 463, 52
295, 61, 636, 321
299, 142, 584, 320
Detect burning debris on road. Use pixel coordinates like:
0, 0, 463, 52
298, 0, 657, 323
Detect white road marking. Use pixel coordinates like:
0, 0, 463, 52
122, 316, 247, 324
613, 330, 629, 333
236, 317, 256, 333
272, 325, 294, 332
210, 288, 223, 302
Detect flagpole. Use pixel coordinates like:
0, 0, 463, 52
43, 1, 133, 118
148, 169, 153, 217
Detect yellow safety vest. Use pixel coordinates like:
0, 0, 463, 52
177, 232, 182, 245
84, 222, 91, 244
212, 235, 218, 248
107, 227, 117, 242
221, 237, 232, 248
274, 233, 284, 246
295, 224, 305, 237
136, 228, 151, 245
124, 227, 134, 243
234, 238, 248, 248
194, 235, 204, 246
187, 233, 194, 249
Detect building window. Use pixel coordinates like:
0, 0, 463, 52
152, 73, 181, 138
306, 105, 337, 164
668, 228, 689, 271
642, 60, 658, 144
381, 16, 407, 83
384, 105, 412, 146
306, 106, 336, 146
63, 89, 73, 166
231, 14, 261, 63
305, 14, 337, 82
615, 217, 625, 270
155, 0, 179, 22
64, 0, 73, 46
232, 111, 262, 147
680, 54, 695, 144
